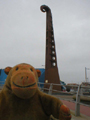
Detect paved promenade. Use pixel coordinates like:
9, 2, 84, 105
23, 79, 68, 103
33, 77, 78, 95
61, 100, 90, 120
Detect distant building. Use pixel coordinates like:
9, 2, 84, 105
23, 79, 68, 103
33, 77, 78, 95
67, 83, 79, 86
81, 82, 90, 86
81, 82, 90, 93
66, 83, 79, 92
0, 69, 7, 89
36, 68, 45, 88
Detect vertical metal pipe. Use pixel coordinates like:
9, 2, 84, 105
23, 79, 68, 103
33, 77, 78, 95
75, 85, 81, 116
85, 67, 87, 82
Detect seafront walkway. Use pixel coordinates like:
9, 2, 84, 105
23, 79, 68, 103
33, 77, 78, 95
61, 100, 90, 120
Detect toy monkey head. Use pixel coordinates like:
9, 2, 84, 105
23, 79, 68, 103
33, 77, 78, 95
4, 63, 41, 99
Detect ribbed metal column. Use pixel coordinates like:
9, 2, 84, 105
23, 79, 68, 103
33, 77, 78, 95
40, 5, 61, 90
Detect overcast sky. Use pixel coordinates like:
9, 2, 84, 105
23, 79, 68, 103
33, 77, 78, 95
0, 0, 90, 84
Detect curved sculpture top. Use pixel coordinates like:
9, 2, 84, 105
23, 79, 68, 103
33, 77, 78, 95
40, 5, 50, 12
40, 4, 56, 69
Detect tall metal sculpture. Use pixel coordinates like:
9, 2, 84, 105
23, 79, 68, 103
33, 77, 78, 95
40, 5, 61, 90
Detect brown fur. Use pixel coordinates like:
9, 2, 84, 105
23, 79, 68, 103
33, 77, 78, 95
0, 63, 71, 120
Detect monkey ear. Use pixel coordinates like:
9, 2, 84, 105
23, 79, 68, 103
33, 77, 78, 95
4, 67, 12, 75
36, 70, 41, 77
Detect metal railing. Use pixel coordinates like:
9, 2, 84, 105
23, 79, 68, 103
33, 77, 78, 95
0, 81, 90, 116
38, 82, 90, 116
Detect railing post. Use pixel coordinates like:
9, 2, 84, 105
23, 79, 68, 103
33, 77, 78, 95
38, 82, 40, 88
75, 85, 81, 116
48, 83, 53, 95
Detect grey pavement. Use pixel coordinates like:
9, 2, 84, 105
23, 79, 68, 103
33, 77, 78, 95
71, 110, 90, 120
51, 110, 90, 120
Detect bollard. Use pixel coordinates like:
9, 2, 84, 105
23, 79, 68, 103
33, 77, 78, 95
75, 85, 81, 116
48, 83, 53, 95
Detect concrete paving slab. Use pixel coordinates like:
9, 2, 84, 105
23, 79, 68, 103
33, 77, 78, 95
71, 110, 90, 120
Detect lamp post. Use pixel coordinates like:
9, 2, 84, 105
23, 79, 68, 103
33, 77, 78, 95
85, 67, 90, 82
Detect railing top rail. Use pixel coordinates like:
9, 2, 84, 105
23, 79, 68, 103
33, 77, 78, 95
38, 82, 90, 88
